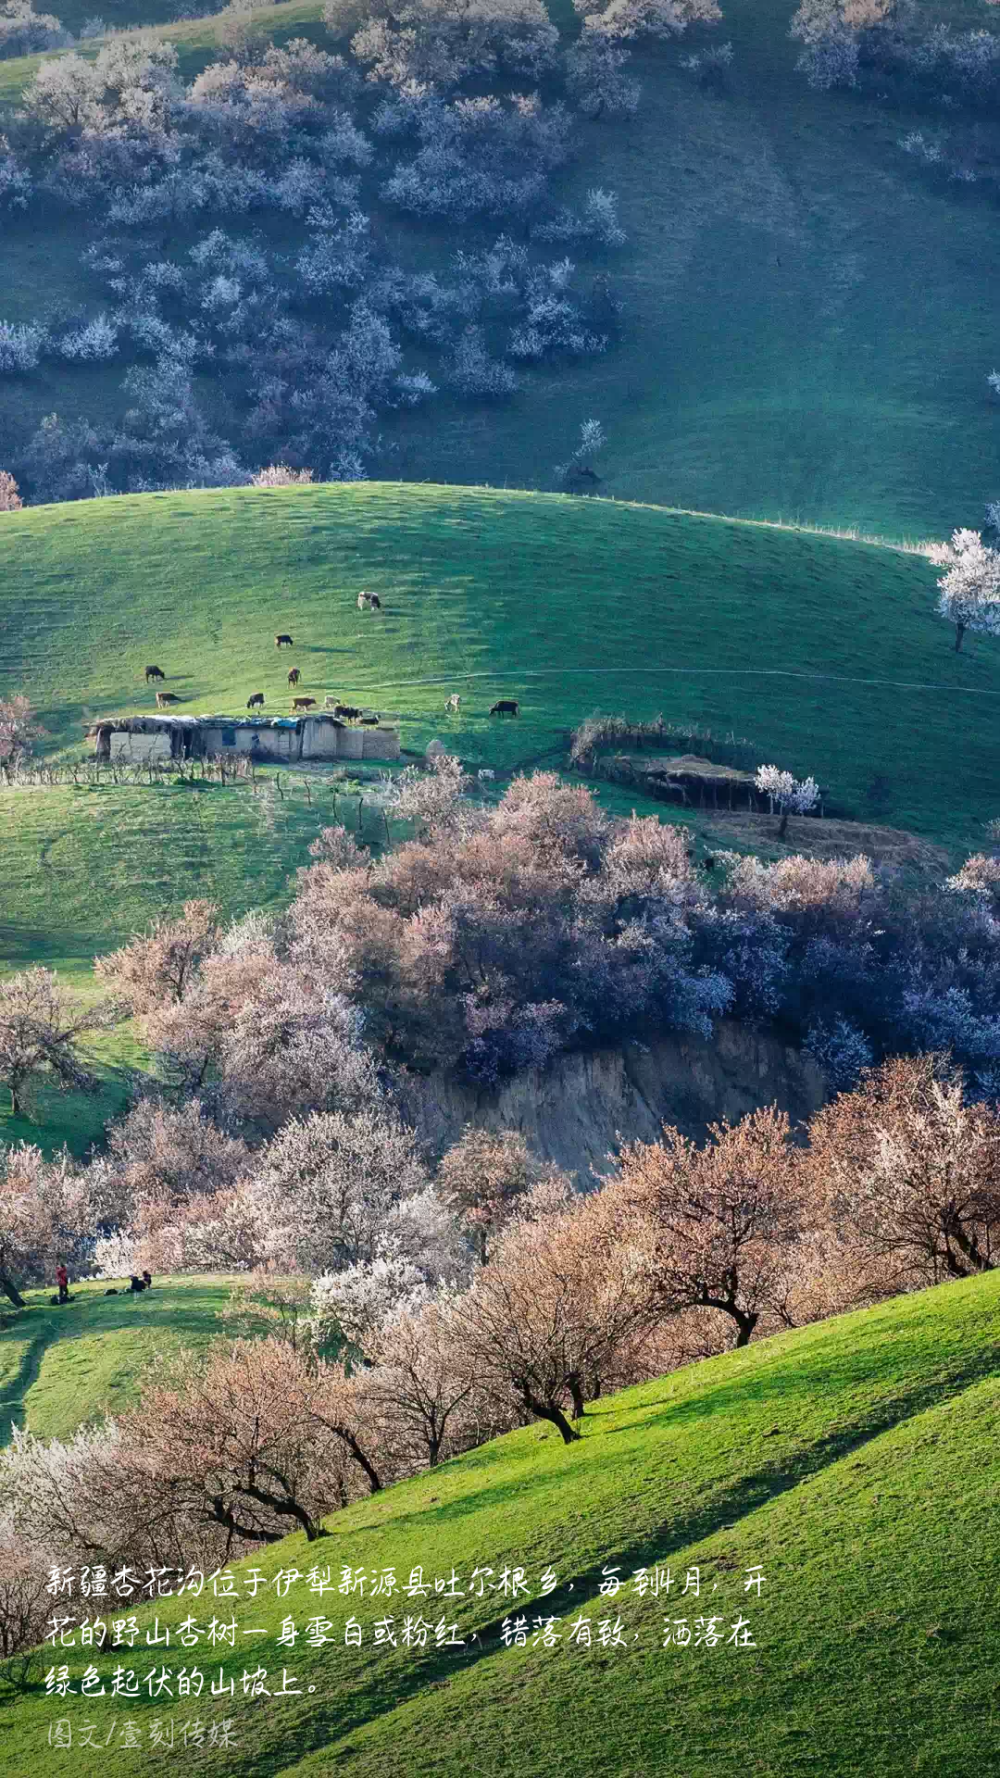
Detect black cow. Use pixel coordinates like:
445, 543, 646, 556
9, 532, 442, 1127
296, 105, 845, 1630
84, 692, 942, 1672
247, 692, 265, 710
144, 665, 165, 683
275, 633, 294, 648
490, 699, 519, 718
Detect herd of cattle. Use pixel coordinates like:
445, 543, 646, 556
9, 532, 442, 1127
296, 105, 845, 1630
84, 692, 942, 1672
141, 609, 520, 722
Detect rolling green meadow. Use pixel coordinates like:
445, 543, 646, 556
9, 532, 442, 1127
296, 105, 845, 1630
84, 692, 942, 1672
0, 774, 357, 1153
1, 1270, 999, 1777
1, 480, 990, 846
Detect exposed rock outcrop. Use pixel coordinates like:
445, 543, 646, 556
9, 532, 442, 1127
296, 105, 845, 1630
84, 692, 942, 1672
407, 1021, 827, 1183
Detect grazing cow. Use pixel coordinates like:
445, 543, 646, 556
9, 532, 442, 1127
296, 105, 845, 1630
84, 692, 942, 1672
357, 591, 382, 611
490, 699, 519, 718
445, 694, 461, 714
275, 633, 294, 648
247, 692, 265, 710
156, 691, 180, 707
333, 703, 362, 722
292, 696, 317, 711
144, 665, 165, 683
359, 714, 380, 726
287, 667, 301, 686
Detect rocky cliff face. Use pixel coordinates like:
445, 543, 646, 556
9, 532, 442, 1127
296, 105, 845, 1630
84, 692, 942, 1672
407, 1022, 827, 1183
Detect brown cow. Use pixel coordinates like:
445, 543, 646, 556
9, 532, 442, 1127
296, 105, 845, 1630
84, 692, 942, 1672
291, 697, 317, 711
156, 691, 180, 707
275, 633, 294, 648
247, 692, 265, 710
144, 665, 165, 683
287, 668, 301, 687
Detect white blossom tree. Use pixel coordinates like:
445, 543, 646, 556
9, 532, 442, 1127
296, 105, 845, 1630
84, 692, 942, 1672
927, 528, 1000, 652
755, 765, 820, 839
555, 416, 606, 483
309, 1254, 430, 1356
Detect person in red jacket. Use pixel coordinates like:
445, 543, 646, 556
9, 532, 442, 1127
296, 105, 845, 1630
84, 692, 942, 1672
55, 1260, 69, 1304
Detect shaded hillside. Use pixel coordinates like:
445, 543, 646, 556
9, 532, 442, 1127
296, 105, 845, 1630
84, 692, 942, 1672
1, 0, 999, 533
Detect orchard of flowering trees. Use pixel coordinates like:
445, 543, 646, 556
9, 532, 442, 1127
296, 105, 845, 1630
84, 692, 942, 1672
1, 1038, 998, 1635
0, 0, 723, 500
7, 761, 1000, 1129
3, 759, 1000, 1643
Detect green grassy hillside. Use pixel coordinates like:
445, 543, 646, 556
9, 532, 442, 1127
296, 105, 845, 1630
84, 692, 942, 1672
1, 481, 991, 842
0, 1277, 235, 1445
2, 0, 1000, 536
2, 1269, 998, 1776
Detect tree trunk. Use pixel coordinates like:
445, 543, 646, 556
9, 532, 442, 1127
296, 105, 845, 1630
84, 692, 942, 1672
567, 1373, 586, 1420
950, 1223, 994, 1274
0, 1271, 25, 1310
955, 623, 966, 652
522, 1386, 581, 1444
235, 1482, 325, 1542
695, 1287, 759, 1349
331, 1425, 383, 1494
777, 809, 789, 840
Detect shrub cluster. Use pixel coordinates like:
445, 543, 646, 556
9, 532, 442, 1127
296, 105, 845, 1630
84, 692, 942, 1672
792, 0, 1000, 119
42, 762, 1000, 1102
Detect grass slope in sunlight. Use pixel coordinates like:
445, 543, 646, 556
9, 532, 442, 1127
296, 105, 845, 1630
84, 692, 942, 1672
0, 480, 988, 844
0, 1270, 998, 1776
0, 1276, 235, 1445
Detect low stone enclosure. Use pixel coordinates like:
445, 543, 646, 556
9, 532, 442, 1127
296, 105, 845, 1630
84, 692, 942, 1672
589, 752, 827, 815
84, 712, 401, 766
